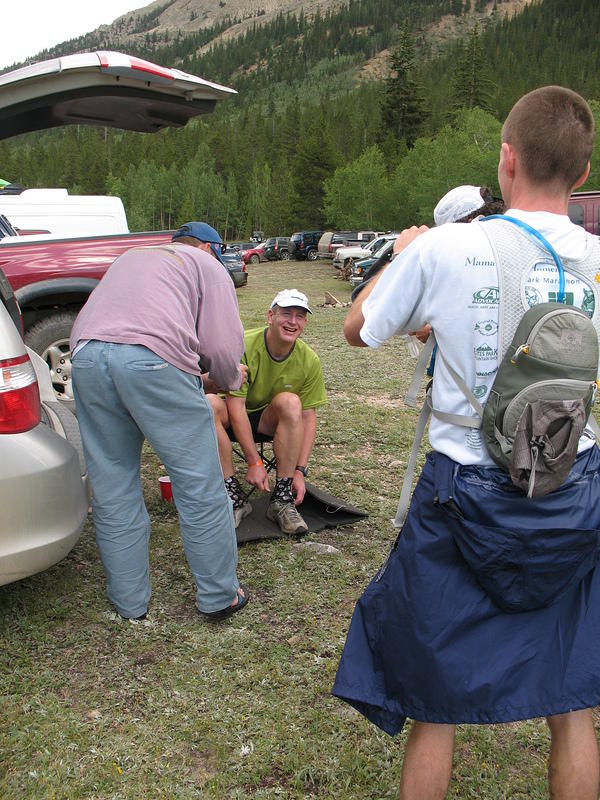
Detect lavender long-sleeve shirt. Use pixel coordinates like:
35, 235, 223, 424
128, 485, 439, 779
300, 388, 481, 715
70, 242, 244, 390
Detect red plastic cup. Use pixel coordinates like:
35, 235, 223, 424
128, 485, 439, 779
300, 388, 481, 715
159, 476, 173, 501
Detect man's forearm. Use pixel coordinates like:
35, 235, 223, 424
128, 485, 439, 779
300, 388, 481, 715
229, 412, 260, 465
343, 269, 387, 347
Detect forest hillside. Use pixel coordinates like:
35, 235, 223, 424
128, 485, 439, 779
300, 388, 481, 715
1, 0, 598, 238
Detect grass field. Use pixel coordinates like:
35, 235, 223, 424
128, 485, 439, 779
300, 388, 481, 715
1, 259, 596, 799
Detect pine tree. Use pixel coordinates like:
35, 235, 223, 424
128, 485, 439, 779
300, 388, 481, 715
291, 112, 339, 229
378, 25, 429, 153
450, 25, 496, 115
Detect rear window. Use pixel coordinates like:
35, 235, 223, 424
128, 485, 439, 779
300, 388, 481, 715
265, 238, 276, 246
568, 203, 584, 227
291, 233, 302, 242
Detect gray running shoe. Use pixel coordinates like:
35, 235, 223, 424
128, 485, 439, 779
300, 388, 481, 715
232, 501, 252, 529
266, 498, 308, 535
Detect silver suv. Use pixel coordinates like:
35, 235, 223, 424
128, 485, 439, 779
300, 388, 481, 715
0, 269, 88, 585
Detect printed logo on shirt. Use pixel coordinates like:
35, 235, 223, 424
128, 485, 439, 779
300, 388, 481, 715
525, 264, 596, 317
474, 343, 497, 361
547, 291, 575, 306
474, 319, 498, 336
465, 429, 483, 450
525, 285, 543, 307
465, 256, 496, 268
470, 287, 499, 307
476, 368, 496, 377
473, 384, 488, 399
582, 289, 596, 318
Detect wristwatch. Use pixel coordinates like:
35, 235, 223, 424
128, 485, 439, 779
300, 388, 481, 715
295, 465, 308, 477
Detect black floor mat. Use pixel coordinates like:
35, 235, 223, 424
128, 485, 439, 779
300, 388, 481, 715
236, 481, 368, 544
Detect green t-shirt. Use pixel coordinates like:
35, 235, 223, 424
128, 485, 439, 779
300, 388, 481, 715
229, 327, 327, 414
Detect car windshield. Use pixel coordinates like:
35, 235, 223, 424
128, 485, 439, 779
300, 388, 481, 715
373, 241, 394, 259
368, 237, 387, 252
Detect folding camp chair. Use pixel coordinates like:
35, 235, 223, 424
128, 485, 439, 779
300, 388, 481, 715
229, 430, 277, 502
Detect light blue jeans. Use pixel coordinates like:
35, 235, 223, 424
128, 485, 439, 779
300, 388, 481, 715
72, 341, 239, 618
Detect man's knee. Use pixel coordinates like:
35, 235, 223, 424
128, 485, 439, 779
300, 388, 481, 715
207, 394, 228, 427
547, 708, 594, 738
269, 392, 303, 423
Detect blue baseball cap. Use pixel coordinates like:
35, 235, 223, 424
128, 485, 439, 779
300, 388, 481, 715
172, 221, 226, 265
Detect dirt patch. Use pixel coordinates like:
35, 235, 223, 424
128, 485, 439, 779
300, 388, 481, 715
330, 389, 406, 409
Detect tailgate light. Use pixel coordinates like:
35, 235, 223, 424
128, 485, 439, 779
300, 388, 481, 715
329, 244, 333, 252
300, 242, 305, 249
0, 355, 41, 433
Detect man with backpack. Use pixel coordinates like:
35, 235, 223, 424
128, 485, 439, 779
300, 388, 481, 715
332, 86, 600, 799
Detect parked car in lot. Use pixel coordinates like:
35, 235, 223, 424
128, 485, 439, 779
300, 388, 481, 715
222, 247, 248, 286
0, 51, 237, 409
318, 230, 379, 260
289, 231, 324, 261
332, 233, 398, 272
318, 231, 355, 259
0, 267, 88, 586
568, 190, 600, 236
263, 237, 290, 261
241, 241, 267, 264
350, 239, 396, 288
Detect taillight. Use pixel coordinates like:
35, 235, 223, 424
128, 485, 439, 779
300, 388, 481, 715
0, 354, 41, 433
274, 243, 278, 251
329, 243, 333, 252
300, 242, 305, 249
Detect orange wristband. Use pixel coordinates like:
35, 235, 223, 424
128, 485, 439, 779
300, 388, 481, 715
248, 459, 263, 468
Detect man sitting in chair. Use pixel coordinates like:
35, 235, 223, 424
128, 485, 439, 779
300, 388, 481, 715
208, 289, 327, 535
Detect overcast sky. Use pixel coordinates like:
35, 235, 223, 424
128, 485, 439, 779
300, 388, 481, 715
2, 1, 147, 70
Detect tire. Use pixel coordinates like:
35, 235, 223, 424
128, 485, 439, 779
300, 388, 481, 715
250, 254, 260, 264
307, 249, 318, 261
41, 400, 86, 477
279, 250, 290, 261
25, 311, 78, 409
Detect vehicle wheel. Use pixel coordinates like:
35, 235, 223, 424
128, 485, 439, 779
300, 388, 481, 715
250, 254, 260, 264
25, 311, 78, 409
307, 249, 318, 261
41, 400, 86, 477
279, 250, 290, 260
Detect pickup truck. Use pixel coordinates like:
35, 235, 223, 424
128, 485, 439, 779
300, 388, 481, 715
0, 230, 246, 406
317, 230, 380, 260
0, 50, 239, 407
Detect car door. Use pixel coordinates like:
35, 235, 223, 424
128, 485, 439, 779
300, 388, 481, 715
0, 51, 236, 140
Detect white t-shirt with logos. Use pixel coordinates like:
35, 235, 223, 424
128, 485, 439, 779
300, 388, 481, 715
361, 209, 598, 466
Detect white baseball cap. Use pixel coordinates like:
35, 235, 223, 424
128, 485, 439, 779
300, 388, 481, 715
270, 289, 312, 314
433, 185, 485, 226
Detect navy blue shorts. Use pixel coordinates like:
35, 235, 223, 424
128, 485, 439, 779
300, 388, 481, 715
332, 446, 600, 735
226, 409, 264, 442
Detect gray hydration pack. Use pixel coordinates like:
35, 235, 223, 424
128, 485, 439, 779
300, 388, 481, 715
395, 216, 600, 526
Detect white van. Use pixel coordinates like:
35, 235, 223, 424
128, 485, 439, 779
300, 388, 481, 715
0, 188, 129, 237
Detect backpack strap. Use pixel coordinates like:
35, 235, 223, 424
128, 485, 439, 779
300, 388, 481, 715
394, 337, 483, 529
